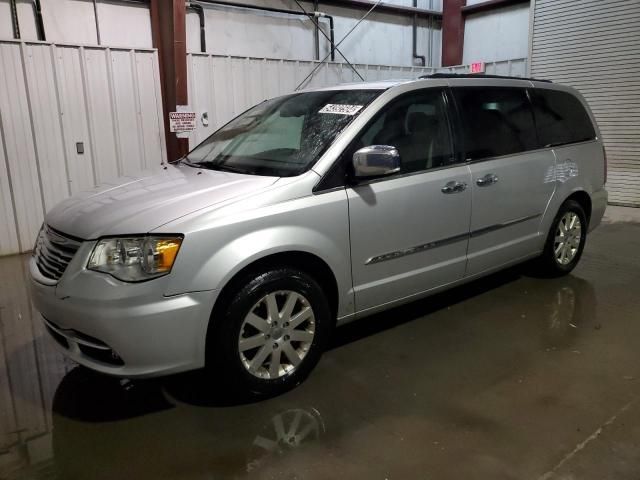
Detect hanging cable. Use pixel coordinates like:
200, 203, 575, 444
292, 0, 361, 81
295, 0, 383, 90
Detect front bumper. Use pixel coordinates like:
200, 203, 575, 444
29, 256, 218, 378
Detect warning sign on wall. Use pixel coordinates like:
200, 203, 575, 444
169, 111, 196, 133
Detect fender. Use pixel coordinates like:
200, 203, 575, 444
161, 188, 355, 318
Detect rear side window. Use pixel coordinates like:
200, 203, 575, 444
531, 89, 596, 148
453, 87, 538, 160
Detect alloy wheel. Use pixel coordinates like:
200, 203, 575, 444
238, 290, 315, 379
554, 212, 582, 265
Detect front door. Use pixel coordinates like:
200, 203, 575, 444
346, 88, 472, 313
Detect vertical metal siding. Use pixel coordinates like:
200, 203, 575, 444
0, 40, 166, 256
186, 54, 527, 147
56, 46, 97, 194
530, 0, 640, 207
23, 44, 70, 212
0, 42, 45, 253
0, 125, 20, 256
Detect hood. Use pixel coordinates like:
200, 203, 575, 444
45, 164, 279, 239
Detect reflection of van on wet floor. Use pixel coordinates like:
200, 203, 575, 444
30, 74, 607, 395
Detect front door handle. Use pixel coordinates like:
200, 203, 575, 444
441, 181, 467, 194
476, 173, 499, 187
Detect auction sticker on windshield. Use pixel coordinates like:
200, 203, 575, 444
319, 104, 363, 115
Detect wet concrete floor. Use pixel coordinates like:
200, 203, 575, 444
1, 220, 640, 480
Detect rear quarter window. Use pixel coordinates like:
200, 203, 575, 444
531, 89, 596, 148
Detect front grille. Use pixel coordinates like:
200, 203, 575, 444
33, 225, 82, 281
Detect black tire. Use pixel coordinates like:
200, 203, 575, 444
206, 267, 331, 397
536, 199, 588, 277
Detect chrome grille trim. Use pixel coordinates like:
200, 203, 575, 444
33, 226, 82, 281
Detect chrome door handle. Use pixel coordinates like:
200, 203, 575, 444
441, 181, 467, 194
476, 173, 499, 187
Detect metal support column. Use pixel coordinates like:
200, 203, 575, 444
442, 0, 465, 66
150, 0, 189, 161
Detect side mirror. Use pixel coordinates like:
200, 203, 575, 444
352, 145, 401, 179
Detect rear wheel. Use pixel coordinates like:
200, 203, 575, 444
536, 199, 588, 277
207, 268, 331, 397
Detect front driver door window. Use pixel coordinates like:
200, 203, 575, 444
346, 88, 473, 313
351, 88, 457, 175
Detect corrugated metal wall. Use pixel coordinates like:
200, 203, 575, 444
185, 1, 442, 68
0, 40, 167, 256
530, 0, 640, 207
187, 54, 527, 147
463, 3, 530, 64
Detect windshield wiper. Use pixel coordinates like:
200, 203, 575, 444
180, 157, 199, 167
190, 161, 249, 174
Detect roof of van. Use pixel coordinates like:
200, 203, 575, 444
309, 74, 553, 92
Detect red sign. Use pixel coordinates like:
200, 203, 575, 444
470, 62, 485, 74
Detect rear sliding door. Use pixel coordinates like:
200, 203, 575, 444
452, 86, 556, 276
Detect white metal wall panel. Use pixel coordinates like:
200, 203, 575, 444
530, 0, 640, 206
135, 52, 166, 171
463, 4, 530, 64
110, 49, 145, 176
185, 1, 442, 68
0, 40, 166, 256
22, 44, 70, 211
0, 128, 19, 254
0, 43, 45, 253
187, 54, 527, 147
84, 48, 120, 181
56, 46, 97, 194
1, 0, 153, 48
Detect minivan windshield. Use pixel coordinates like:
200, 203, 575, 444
183, 89, 382, 177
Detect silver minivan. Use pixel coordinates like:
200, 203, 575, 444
30, 74, 607, 395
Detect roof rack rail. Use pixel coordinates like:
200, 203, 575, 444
419, 73, 553, 83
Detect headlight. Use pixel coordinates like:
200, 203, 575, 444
87, 236, 183, 282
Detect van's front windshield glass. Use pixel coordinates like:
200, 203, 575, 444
183, 89, 382, 177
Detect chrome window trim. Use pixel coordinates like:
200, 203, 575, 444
465, 139, 599, 164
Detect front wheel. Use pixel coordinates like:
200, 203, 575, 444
206, 268, 331, 397
535, 199, 588, 277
